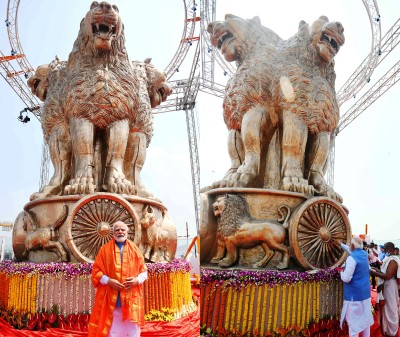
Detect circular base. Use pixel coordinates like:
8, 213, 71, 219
200, 188, 351, 270
13, 193, 177, 263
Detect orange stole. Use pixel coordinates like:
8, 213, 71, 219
88, 239, 147, 337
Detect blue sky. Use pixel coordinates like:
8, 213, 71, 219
1, 0, 400, 245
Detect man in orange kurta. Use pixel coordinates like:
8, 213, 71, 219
89, 221, 148, 337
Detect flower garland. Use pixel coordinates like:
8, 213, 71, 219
0, 258, 194, 329
201, 268, 343, 336
201, 267, 341, 289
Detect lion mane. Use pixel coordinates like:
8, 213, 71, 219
215, 194, 250, 237
220, 15, 342, 134
211, 193, 291, 269
220, 16, 281, 131
27, 2, 171, 199
62, 4, 152, 142
207, 14, 344, 201
275, 16, 342, 134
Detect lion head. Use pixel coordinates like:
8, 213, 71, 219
27, 65, 49, 101
84, 1, 122, 52
146, 64, 172, 108
69, 1, 125, 66
213, 194, 250, 236
207, 14, 281, 64
28, 57, 66, 102
308, 16, 345, 63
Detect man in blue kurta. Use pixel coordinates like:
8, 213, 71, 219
339, 236, 374, 337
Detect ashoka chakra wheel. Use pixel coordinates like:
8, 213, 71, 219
66, 193, 140, 262
289, 197, 351, 270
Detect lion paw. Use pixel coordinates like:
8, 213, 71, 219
103, 165, 136, 194
276, 261, 289, 270
103, 177, 135, 194
30, 185, 63, 200
230, 172, 257, 187
64, 176, 96, 195
324, 189, 343, 203
281, 177, 314, 195
210, 257, 220, 264
211, 180, 228, 189
218, 258, 234, 268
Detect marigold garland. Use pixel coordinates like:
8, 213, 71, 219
201, 267, 344, 336
267, 287, 273, 331
0, 259, 195, 327
224, 286, 232, 331
273, 284, 280, 331
247, 285, 255, 332
281, 284, 286, 328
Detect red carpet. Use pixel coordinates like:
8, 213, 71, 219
0, 287, 395, 337
0, 286, 200, 337
0, 309, 199, 337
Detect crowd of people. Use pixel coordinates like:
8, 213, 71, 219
338, 237, 400, 337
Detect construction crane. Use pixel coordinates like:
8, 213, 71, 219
2, 0, 400, 234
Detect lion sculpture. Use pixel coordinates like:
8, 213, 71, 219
207, 14, 344, 202
210, 194, 291, 269
28, 1, 171, 199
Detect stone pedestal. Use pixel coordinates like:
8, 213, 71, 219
201, 188, 351, 270
13, 192, 177, 263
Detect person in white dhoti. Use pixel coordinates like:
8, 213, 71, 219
370, 242, 400, 337
338, 236, 374, 337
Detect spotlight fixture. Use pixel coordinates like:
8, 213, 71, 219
17, 108, 31, 123
11, 49, 16, 56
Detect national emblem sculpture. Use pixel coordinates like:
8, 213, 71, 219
201, 14, 351, 271
200, 12, 353, 336
13, 1, 176, 263
207, 14, 344, 202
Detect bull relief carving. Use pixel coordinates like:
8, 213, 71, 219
210, 194, 291, 269
206, 14, 344, 202
140, 205, 176, 263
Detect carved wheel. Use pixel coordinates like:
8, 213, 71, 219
288, 197, 351, 270
66, 193, 140, 263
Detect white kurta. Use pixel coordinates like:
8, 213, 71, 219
340, 255, 374, 335
108, 308, 141, 337
378, 255, 400, 336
